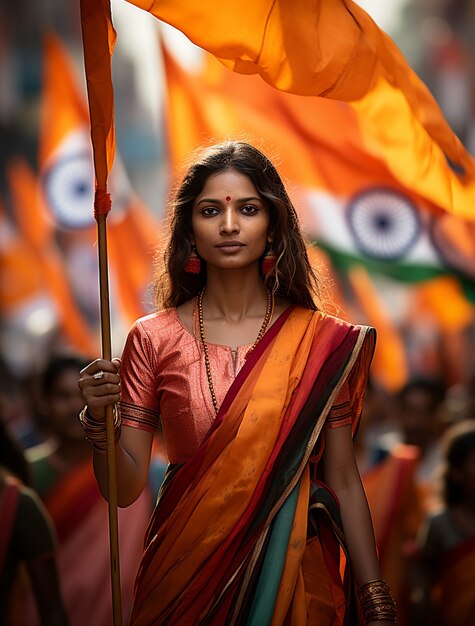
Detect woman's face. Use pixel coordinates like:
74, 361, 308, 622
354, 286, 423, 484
191, 169, 270, 271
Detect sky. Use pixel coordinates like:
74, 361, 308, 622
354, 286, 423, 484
358, 0, 407, 32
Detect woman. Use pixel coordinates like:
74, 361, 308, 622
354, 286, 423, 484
78, 141, 396, 625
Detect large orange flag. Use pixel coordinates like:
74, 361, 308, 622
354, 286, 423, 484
128, 0, 475, 221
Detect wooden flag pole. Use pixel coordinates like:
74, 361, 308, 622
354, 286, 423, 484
96, 206, 123, 626
79, 0, 121, 617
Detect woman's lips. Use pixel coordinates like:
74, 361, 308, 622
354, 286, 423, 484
215, 241, 245, 252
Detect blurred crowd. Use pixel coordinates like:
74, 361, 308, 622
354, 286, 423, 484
0, 351, 167, 625
1, 348, 475, 624
356, 374, 475, 625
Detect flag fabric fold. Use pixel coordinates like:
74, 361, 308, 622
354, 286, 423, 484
80, 0, 117, 192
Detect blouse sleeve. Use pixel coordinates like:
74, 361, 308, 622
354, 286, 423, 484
324, 380, 353, 429
118, 320, 160, 433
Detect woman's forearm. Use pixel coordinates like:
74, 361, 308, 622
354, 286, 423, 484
321, 425, 384, 585
322, 419, 394, 626
91, 424, 154, 507
78, 359, 155, 507
92, 443, 146, 507
333, 472, 381, 585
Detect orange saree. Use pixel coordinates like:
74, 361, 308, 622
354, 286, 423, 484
130, 307, 376, 625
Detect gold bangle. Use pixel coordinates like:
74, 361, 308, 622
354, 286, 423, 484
79, 405, 121, 451
358, 579, 397, 623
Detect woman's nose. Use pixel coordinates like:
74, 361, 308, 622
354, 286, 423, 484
220, 207, 239, 234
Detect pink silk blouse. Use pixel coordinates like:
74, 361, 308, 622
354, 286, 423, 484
118, 309, 351, 464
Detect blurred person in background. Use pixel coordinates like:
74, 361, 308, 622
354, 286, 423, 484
357, 380, 423, 625
443, 375, 475, 424
0, 358, 42, 449
0, 417, 67, 626
410, 420, 475, 626
26, 353, 160, 626
376, 377, 447, 510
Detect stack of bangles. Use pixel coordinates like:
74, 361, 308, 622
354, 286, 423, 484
78, 405, 121, 452
358, 579, 397, 623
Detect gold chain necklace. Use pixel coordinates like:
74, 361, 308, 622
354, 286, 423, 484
197, 288, 274, 415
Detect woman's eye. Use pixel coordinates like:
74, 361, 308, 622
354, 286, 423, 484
241, 205, 258, 215
201, 206, 220, 216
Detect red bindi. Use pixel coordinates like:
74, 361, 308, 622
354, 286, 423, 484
225, 195, 231, 202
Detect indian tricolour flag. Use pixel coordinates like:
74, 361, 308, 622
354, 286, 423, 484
303, 187, 474, 300
161, 39, 475, 303
39, 32, 160, 330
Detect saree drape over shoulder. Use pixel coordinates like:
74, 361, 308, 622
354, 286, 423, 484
126, 307, 376, 625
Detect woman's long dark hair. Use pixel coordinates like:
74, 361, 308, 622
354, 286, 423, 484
154, 141, 322, 309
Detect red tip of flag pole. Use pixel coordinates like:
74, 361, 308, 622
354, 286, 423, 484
94, 189, 112, 221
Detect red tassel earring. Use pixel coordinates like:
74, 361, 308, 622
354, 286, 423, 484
262, 248, 276, 275
184, 246, 201, 273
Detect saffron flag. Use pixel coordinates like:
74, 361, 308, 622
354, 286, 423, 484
107, 180, 161, 323
413, 277, 474, 334
80, 0, 116, 192
127, 0, 475, 222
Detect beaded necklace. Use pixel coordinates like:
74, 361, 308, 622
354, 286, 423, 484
196, 288, 274, 415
